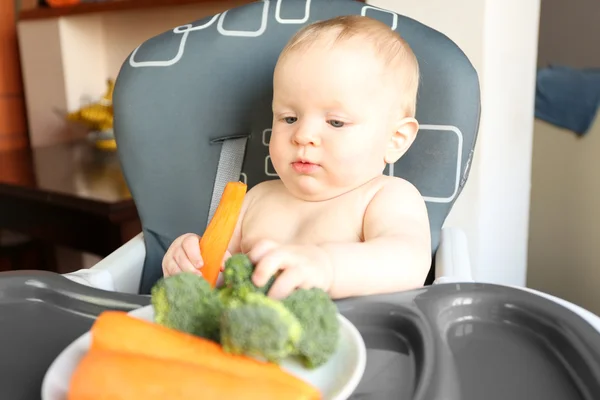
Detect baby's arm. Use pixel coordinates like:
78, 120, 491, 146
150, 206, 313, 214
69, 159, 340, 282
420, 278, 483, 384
321, 179, 431, 298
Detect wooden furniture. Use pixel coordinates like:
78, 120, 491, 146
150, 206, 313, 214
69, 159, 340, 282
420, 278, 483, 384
0, 0, 29, 150
6, 0, 369, 270
0, 140, 140, 272
16, 0, 253, 147
20, 0, 229, 20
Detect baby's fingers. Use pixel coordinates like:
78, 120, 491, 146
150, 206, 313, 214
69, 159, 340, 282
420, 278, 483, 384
162, 256, 197, 277
162, 259, 178, 277
247, 239, 280, 264
174, 248, 200, 274
220, 250, 232, 272
181, 234, 203, 269
252, 247, 287, 287
266, 267, 304, 300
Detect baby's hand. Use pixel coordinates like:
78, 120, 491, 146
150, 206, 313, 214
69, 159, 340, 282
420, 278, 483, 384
162, 233, 231, 277
248, 240, 334, 299
162, 233, 203, 277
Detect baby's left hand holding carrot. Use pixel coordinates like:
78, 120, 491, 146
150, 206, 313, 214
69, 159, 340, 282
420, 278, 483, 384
162, 233, 230, 278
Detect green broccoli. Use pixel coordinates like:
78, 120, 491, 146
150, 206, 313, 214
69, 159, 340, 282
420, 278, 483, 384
220, 292, 302, 363
283, 288, 340, 369
221, 253, 277, 296
149, 256, 340, 369
151, 272, 223, 342
222, 253, 254, 288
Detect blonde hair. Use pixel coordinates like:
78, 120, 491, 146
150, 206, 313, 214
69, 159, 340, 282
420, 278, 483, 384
278, 15, 420, 117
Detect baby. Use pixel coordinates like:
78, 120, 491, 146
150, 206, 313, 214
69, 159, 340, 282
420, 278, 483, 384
162, 15, 431, 300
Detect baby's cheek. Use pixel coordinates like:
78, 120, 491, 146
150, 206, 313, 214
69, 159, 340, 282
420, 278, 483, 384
269, 140, 286, 171
334, 144, 366, 168
335, 145, 379, 182
330, 151, 362, 182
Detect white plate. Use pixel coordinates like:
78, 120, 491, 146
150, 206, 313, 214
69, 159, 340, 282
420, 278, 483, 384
41, 305, 367, 400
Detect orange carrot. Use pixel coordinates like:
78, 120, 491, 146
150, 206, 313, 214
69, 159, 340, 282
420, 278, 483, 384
90, 311, 320, 397
68, 349, 321, 400
200, 181, 247, 286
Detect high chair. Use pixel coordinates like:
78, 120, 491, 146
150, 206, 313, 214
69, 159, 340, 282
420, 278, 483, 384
64, 0, 480, 294
51, 2, 600, 399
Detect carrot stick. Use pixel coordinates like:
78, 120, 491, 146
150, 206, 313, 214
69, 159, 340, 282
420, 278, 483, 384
68, 349, 321, 400
90, 311, 320, 397
200, 181, 247, 287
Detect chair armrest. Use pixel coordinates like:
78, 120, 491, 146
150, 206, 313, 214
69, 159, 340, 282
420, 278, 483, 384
513, 286, 600, 333
63, 232, 146, 294
433, 227, 474, 284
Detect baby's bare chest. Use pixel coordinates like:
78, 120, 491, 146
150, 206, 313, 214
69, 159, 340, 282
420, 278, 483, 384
240, 194, 367, 252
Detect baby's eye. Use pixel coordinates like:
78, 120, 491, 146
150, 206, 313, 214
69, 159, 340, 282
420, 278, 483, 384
284, 117, 297, 124
328, 120, 345, 128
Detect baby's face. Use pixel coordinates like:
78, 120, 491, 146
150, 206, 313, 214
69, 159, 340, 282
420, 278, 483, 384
270, 38, 398, 201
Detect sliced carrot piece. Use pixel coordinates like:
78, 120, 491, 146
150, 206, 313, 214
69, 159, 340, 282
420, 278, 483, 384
68, 349, 321, 400
90, 311, 320, 397
200, 181, 247, 287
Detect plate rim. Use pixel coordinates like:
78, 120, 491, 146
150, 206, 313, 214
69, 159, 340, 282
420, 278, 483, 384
41, 304, 366, 400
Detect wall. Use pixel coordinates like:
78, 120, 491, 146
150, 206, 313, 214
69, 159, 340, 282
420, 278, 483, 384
368, 0, 541, 286
537, 0, 600, 68
528, 114, 600, 314
527, 0, 600, 313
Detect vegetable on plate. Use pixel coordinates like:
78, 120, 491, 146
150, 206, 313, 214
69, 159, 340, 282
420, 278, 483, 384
68, 349, 320, 400
67, 180, 341, 399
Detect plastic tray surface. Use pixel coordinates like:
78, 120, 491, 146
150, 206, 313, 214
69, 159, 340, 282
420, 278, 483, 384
1, 272, 600, 400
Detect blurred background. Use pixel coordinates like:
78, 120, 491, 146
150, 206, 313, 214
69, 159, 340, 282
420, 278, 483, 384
1, 0, 598, 313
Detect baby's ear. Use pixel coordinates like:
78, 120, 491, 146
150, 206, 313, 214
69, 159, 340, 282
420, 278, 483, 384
384, 117, 419, 164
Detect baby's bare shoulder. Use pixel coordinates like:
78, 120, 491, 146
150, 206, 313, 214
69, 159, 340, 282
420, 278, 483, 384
362, 175, 429, 239
369, 175, 425, 211
243, 179, 286, 206
371, 175, 422, 197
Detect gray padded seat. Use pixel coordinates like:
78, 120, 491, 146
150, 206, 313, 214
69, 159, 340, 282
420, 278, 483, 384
112, 0, 480, 294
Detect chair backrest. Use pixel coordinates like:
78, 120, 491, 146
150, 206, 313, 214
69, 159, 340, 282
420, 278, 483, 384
112, 0, 481, 294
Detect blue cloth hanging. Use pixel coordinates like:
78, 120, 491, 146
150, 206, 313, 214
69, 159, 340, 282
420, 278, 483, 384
535, 65, 600, 136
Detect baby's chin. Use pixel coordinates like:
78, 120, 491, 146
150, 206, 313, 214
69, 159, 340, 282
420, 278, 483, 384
281, 176, 356, 202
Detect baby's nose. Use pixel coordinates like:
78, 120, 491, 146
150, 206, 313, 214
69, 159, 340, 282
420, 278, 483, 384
293, 128, 320, 146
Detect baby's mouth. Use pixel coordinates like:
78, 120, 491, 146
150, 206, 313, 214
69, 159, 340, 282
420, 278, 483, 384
291, 160, 320, 174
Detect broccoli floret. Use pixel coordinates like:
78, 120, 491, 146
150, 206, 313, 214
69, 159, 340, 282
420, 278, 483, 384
220, 292, 302, 363
151, 272, 223, 342
283, 288, 340, 369
217, 282, 254, 307
221, 253, 277, 295
222, 253, 254, 288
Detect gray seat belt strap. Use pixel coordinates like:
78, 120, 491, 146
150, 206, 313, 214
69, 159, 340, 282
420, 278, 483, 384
207, 137, 248, 225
